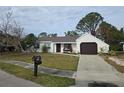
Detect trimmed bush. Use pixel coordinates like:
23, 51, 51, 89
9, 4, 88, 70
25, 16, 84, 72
99, 47, 104, 55
42, 45, 48, 53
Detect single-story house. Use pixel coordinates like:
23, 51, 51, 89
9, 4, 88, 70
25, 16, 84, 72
37, 33, 109, 54
0, 43, 15, 52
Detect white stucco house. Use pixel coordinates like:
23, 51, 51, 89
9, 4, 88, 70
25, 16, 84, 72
37, 33, 109, 54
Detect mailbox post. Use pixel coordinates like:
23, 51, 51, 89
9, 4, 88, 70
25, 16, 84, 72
32, 41, 41, 77
32, 55, 42, 77
34, 61, 38, 76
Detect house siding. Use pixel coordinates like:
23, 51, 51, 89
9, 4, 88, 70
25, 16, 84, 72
61, 44, 64, 53
71, 43, 77, 53
53, 43, 56, 53
123, 44, 124, 51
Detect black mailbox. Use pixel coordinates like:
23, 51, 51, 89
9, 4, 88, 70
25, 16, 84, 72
32, 55, 42, 77
32, 55, 42, 65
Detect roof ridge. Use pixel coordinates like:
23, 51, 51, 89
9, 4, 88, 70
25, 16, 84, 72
39, 35, 78, 42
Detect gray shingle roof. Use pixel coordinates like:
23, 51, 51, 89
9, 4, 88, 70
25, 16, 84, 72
39, 36, 79, 42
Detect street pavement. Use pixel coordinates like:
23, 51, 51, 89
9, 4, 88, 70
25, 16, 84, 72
0, 70, 41, 87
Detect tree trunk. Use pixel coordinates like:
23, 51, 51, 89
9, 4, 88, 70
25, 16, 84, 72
18, 40, 25, 52
14, 37, 24, 53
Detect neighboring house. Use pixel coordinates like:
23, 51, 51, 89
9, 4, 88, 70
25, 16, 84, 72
0, 32, 15, 52
120, 42, 124, 51
37, 33, 109, 54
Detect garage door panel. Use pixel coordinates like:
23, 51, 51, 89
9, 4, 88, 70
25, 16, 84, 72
80, 42, 97, 54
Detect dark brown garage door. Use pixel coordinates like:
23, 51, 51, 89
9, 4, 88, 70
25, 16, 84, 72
80, 42, 97, 54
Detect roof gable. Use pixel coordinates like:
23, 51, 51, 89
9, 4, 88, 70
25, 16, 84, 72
76, 33, 109, 46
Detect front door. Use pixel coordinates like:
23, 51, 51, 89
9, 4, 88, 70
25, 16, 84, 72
56, 44, 61, 52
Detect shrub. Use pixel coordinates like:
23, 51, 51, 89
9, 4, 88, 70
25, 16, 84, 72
42, 45, 48, 53
99, 47, 104, 55
108, 50, 116, 56
110, 44, 122, 51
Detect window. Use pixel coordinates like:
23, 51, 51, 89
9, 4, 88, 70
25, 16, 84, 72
63, 44, 72, 52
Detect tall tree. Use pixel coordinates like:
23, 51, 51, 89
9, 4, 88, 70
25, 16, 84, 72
96, 21, 111, 42
0, 11, 13, 45
0, 11, 25, 52
97, 21, 124, 51
76, 12, 103, 36
38, 32, 58, 38
64, 30, 79, 36
11, 21, 25, 52
24, 33, 37, 48
120, 27, 124, 33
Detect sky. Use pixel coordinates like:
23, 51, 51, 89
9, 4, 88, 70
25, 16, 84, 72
0, 6, 123, 36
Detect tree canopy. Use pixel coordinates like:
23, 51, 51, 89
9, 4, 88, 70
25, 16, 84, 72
76, 12, 103, 36
21, 33, 37, 50
76, 12, 124, 51
0, 11, 24, 52
64, 30, 79, 36
96, 21, 124, 50
48, 33, 57, 37
38, 32, 47, 38
38, 32, 57, 38
120, 27, 124, 33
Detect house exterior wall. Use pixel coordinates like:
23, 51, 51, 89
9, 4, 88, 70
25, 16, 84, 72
61, 44, 64, 53
38, 42, 77, 53
71, 43, 77, 53
53, 43, 56, 53
76, 33, 109, 53
123, 44, 124, 51
38, 33, 109, 53
50, 42, 54, 52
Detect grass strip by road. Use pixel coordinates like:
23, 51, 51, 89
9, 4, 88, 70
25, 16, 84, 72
0, 62, 75, 87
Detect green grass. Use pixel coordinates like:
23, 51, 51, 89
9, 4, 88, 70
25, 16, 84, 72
0, 52, 79, 71
0, 62, 75, 87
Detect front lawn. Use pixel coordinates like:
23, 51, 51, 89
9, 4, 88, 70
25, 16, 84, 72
0, 62, 75, 87
0, 52, 79, 71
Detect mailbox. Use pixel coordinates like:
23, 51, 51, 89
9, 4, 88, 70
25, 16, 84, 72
32, 55, 42, 65
32, 55, 42, 77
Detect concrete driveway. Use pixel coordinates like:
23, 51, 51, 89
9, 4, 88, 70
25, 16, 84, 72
0, 70, 41, 87
76, 55, 124, 87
